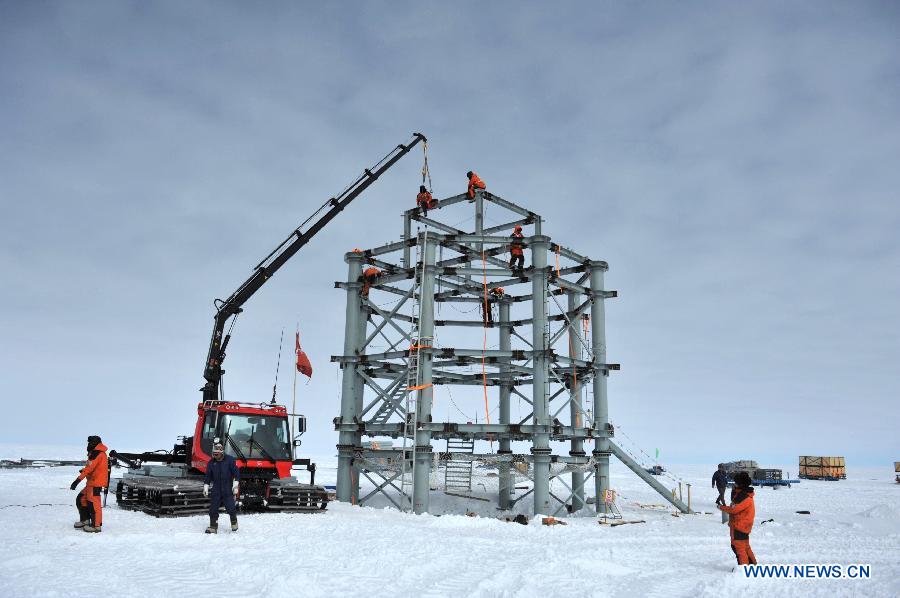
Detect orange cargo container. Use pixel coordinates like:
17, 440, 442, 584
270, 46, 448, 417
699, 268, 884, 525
798, 456, 846, 480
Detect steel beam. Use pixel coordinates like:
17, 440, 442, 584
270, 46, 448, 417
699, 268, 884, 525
609, 441, 691, 513
483, 191, 536, 218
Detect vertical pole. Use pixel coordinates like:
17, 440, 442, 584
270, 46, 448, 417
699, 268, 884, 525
469, 190, 484, 286
498, 298, 512, 509
568, 292, 585, 512
412, 236, 437, 514
337, 252, 364, 503
530, 235, 551, 515
475, 191, 484, 236
589, 261, 610, 514
403, 212, 411, 269
351, 300, 368, 505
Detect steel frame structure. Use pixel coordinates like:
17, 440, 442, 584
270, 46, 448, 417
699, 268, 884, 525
333, 190, 691, 515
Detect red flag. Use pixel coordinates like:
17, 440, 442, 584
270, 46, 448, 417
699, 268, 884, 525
295, 331, 312, 378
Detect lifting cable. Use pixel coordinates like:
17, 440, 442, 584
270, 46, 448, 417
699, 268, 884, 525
422, 140, 432, 193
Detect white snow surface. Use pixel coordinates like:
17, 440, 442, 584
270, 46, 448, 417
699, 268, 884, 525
1, 445, 898, 598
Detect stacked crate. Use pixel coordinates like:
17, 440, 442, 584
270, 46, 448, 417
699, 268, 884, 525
798, 456, 846, 480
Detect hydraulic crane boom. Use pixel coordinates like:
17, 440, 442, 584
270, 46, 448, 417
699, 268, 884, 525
202, 132, 427, 403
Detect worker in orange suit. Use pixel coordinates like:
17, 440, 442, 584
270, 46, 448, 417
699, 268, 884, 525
71, 435, 108, 533
361, 266, 381, 298
416, 185, 437, 217
509, 225, 525, 273
481, 287, 504, 326
719, 471, 757, 565
466, 171, 486, 198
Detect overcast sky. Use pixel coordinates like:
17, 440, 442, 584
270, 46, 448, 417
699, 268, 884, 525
1, 2, 898, 467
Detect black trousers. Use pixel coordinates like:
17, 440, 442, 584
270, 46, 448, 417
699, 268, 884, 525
209, 491, 237, 522
716, 485, 727, 505
509, 254, 524, 270
481, 301, 494, 326
76, 490, 92, 522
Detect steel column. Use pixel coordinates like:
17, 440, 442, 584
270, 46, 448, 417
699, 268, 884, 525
337, 252, 364, 503
403, 212, 411, 268
568, 292, 585, 512
589, 261, 610, 513
530, 235, 551, 514
498, 298, 512, 509
412, 236, 437, 514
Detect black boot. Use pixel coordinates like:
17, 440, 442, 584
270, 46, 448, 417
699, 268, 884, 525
230, 514, 238, 532
205, 516, 218, 534
75, 492, 91, 528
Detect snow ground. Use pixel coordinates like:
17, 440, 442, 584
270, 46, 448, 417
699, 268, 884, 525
1, 445, 898, 598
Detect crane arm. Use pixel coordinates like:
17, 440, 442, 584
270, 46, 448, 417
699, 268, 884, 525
202, 132, 427, 402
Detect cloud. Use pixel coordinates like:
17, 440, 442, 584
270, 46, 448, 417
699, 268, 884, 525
1, 1, 897, 465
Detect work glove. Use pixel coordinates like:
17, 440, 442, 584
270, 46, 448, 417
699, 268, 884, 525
202, 484, 209, 497
70, 479, 80, 490
232, 481, 239, 496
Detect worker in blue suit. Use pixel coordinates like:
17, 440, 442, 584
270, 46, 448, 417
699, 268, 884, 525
203, 441, 240, 533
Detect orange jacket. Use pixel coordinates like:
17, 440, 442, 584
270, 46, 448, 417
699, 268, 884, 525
721, 487, 755, 534
78, 442, 109, 488
416, 191, 435, 209
510, 231, 525, 256
363, 267, 380, 278
467, 173, 486, 197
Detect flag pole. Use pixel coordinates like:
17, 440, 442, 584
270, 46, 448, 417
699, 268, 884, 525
291, 322, 298, 441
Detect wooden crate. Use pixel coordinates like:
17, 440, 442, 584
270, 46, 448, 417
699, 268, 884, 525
799, 456, 844, 468
799, 463, 846, 480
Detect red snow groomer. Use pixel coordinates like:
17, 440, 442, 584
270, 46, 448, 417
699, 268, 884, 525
110, 133, 427, 517
113, 400, 324, 516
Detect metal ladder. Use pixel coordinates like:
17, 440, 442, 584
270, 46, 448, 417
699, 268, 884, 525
399, 230, 429, 511
444, 437, 476, 493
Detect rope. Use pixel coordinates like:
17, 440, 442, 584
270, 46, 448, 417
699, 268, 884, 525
444, 385, 475, 420
422, 140, 432, 193
612, 422, 687, 485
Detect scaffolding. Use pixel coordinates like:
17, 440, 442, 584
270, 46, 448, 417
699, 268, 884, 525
333, 189, 691, 515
